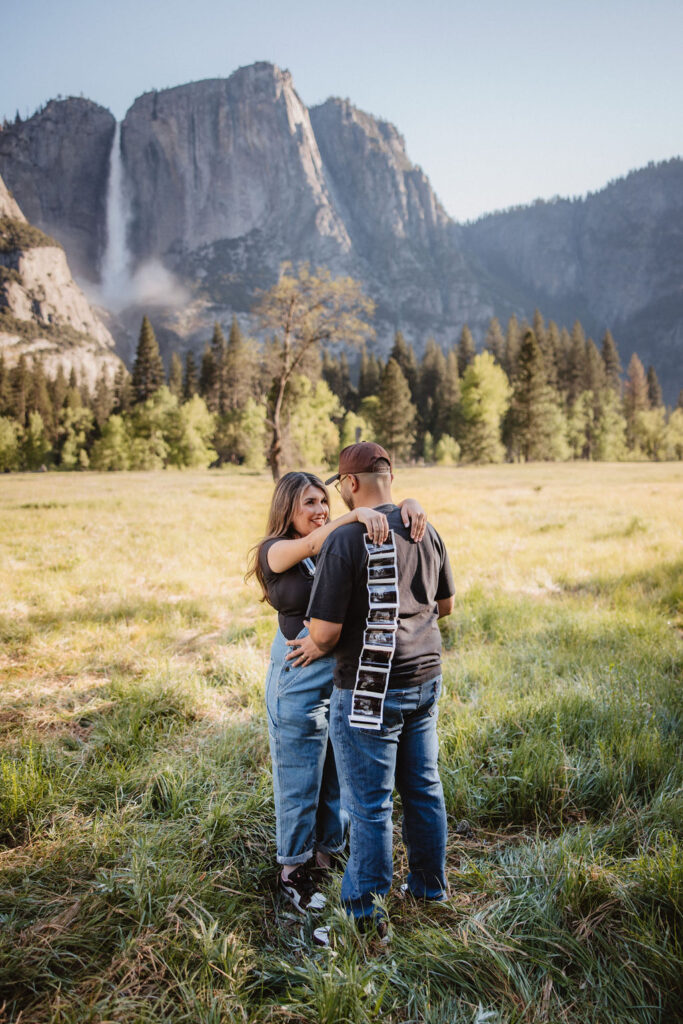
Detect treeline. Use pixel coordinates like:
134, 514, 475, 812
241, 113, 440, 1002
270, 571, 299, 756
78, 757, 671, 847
1, 308, 682, 472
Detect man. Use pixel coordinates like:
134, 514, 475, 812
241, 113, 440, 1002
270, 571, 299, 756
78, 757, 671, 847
306, 442, 455, 937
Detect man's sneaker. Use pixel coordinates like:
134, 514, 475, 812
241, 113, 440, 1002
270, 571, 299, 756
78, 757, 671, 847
399, 882, 449, 902
279, 865, 326, 914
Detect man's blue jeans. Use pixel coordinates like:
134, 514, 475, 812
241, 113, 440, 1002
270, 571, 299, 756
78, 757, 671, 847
330, 676, 448, 919
265, 628, 347, 865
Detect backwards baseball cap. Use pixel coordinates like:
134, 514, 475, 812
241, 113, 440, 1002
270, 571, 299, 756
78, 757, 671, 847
325, 442, 393, 485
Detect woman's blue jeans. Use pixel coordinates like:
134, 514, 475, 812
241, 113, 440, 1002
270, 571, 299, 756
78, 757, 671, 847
265, 628, 347, 865
330, 676, 448, 919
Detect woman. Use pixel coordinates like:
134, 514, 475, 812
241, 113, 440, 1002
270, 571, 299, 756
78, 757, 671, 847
247, 471, 425, 913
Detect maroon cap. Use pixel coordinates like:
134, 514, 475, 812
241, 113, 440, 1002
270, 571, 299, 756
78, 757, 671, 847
325, 442, 393, 485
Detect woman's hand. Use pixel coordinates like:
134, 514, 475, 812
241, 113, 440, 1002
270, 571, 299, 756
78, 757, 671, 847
399, 498, 427, 542
285, 632, 325, 667
355, 507, 389, 546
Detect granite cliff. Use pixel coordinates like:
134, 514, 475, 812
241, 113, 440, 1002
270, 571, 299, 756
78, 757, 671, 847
0, 173, 122, 387
0, 98, 115, 282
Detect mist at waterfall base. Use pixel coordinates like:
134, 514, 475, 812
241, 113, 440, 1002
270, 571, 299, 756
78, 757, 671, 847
98, 258, 190, 313
96, 124, 188, 315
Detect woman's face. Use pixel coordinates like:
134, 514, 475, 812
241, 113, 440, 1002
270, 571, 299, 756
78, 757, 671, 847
290, 484, 329, 537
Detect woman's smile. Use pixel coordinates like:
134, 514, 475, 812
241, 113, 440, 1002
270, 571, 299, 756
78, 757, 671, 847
291, 484, 329, 537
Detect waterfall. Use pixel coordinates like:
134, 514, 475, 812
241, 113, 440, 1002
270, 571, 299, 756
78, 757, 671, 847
100, 122, 132, 310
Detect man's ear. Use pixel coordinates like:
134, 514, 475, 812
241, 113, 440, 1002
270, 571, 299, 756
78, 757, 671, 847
350, 474, 360, 491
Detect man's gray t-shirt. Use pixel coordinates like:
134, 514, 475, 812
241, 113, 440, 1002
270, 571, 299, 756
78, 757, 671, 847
306, 504, 455, 689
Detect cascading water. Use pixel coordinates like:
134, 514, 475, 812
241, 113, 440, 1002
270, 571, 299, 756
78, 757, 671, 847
98, 124, 186, 313
100, 122, 132, 310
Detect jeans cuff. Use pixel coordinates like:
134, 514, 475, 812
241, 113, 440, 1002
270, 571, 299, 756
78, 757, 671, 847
276, 849, 314, 866
316, 837, 347, 856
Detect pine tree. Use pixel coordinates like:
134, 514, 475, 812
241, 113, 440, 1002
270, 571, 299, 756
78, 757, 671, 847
543, 321, 561, 389
224, 318, 256, 411
677, 389, 683, 412
584, 339, 606, 394
10, 355, 30, 426
0, 354, 11, 417
566, 321, 587, 404
112, 365, 132, 414
93, 369, 114, 428
79, 372, 92, 410
623, 353, 649, 449
389, 331, 418, 401
131, 316, 165, 404
322, 351, 339, 397
199, 345, 217, 411
338, 352, 355, 409
601, 329, 622, 392
183, 350, 198, 402
508, 330, 567, 461
210, 322, 228, 414
646, 365, 663, 409
374, 358, 416, 461
358, 347, 382, 398
532, 309, 547, 353
456, 325, 477, 377
418, 338, 447, 439
436, 348, 461, 439
48, 365, 68, 425
168, 352, 183, 399
503, 315, 521, 379
28, 361, 53, 434
483, 317, 505, 365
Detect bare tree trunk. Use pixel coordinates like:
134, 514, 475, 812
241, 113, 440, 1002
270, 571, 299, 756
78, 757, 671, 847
268, 376, 287, 481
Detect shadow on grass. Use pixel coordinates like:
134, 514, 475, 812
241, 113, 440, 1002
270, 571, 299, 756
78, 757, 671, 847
563, 556, 683, 615
0, 599, 211, 642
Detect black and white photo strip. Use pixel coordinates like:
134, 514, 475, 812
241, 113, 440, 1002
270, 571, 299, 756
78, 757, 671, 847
348, 531, 400, 730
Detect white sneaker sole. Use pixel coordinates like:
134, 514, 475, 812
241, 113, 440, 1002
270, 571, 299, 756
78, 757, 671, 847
312, 925, 331, 947
280, 881, 326, 914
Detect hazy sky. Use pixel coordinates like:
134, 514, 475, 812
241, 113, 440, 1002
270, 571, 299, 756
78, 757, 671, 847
3, 0, 682, 222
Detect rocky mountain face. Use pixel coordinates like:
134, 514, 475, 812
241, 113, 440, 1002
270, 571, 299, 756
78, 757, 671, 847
0, 98, 115, 283
308, 99, 487, 328
463, 159, 683, 396
0, 173, 122, 387
0, 62, 680, 399
122, 65, 350, 265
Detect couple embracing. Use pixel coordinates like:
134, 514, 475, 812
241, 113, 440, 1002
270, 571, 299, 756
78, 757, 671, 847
247, 442, 455, 943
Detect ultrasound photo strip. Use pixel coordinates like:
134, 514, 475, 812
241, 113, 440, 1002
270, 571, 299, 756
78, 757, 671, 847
348, 531, 400, 730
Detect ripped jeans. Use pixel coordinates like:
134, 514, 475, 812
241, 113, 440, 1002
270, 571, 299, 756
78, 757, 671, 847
265, 627, 347, 865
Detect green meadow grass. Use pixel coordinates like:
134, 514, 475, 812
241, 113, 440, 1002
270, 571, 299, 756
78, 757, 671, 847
0, 463, 681, 1023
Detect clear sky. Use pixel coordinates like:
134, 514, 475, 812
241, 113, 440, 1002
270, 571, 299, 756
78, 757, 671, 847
3, 0, 682, 222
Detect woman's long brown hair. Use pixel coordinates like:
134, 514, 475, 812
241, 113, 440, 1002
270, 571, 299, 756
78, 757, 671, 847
245, 472, 330, 603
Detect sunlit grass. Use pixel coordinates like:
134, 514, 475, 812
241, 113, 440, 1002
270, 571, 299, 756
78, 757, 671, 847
0, 463, 681, 1022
